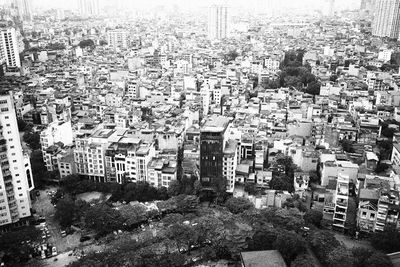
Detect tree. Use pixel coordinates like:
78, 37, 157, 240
0, 226, 41, 265
273, 230, 306, 264
247, 227, 277, 251
225, 50, 239, 62
17, 119, 29, 132
270, 174, 294, 192
54, 196, 78, 227
304, 209, 323, 227
326, 246, 353, 267
225, 197, 254, 214
273, 208, 305, 231
162, 213, 184, 226
283, 194, 307, 212
309, 231, 341, 265
244, 182, 258, 195
78, 39, 95, 48
23, 131, 41, 150
167, 180, 181, 197
309, 170, 320, 184
292, 253, 317, 267
304, 81, 321, 96
175, 195, 199, 213
340, 139, 355, 153
99, 40, 108, 46
364, 252, 394, 267
167, 223, 199, 254
275, 155, 297, 177
84, 204, 125, 235
371, 228, 400, 253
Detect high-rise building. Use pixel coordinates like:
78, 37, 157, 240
0, 28, 21, 69
208, 5, 228, 40
200, 115, 232, 190
0, 91, 34, 227
78, 0, 100, 17
372, 0, 400, 39
107, 29, 129, 50
13, 0, 32, 21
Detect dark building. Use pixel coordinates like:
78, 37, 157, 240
200, 115, 231, 189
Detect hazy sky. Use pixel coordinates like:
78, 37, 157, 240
9, 0, 361, 11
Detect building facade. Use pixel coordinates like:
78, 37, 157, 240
200, 115, 231, 189
372, 0, 400, 39
0, 92, 34, 227
208, 5, 228, 40
0, 28, 21, 69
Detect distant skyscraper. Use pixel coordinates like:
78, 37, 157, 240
208, 5, 228, 40
78, 0, 100, 17
372, 0, 400, 39
0, 28, 21, 68
13, 0, 32, 21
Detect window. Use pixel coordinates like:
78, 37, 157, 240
1, 108, 8, 112
17, 187, 21, 190
4, 116, 8, 119
19, 194, 23, 196
361, 212, 367, 218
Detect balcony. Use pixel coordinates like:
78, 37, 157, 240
335, 206, 347, 214
3, 174, 12, 182
336, 200, 348, 208
334, 213, 346, 221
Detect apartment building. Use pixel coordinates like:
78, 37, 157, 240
0, 92, 34, 227
0, 28, 21, 68
104, 138, 155, 184
107, 29, 129, 50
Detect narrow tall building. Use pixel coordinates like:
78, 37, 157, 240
78, 0, 100, 17
372, 0, 400, 39
0, 91, 34, 227
0, 28, 21, 69
208, 5, 228, 40
200, 115, 231, 190
13, 0, 32, 21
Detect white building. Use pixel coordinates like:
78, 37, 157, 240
0, 28, 21, 68
14, 0, 32, 21
0, 92, 34, 227
40, 121, 74, 152
372, 0, 400, 39
378, 49, 393, 62
78, 0, 100, 17
208, 5, 228, 40
107, 30, 129, 50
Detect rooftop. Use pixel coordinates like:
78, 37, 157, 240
201, 115, 231, 133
